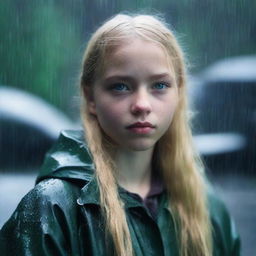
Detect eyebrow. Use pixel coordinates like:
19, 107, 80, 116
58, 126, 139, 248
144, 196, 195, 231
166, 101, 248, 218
149, 73, 173, 80
104, 73, 174, 82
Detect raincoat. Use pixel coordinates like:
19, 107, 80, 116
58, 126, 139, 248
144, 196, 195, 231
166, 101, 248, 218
0, 130, 241, 256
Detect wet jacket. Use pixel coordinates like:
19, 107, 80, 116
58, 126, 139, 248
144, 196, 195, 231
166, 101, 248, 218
0, 130, 241, 256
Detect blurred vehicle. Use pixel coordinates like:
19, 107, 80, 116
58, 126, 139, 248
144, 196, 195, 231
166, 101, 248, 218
191, 55, 256, 174
0, 85, 77, 171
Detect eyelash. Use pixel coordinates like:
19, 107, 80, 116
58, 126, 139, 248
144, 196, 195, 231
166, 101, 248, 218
152, 82, 170, 90
110, 83, 129, 91
109, 82, 171, 92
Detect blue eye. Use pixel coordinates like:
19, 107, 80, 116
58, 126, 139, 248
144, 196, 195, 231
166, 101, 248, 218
153, 82, 168, 90
111, 83, 129, 91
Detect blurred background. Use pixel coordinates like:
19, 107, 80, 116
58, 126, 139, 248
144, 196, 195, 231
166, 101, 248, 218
0, 0, 255, 255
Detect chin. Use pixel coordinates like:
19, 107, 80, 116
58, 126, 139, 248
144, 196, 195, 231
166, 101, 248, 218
125, 140, 156, 152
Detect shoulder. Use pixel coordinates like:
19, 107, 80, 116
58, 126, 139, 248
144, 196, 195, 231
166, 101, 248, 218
207, 187, 230, 221
22, 178, 80, 209
2, 178, 82, 231
0, 178, 83, 255
206, 186, 241, 256
206, 186, 235, 231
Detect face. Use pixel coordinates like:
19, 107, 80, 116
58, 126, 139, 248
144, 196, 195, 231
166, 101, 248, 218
87, 38, 179, 151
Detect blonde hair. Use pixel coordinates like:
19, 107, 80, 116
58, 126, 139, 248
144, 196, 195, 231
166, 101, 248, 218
80, 14, 212, 256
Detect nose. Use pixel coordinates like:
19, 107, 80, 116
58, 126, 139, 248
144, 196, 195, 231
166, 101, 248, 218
130, 88, 152, 117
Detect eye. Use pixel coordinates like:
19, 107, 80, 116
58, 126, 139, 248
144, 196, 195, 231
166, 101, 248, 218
152, 82, 169, 90
110, 83, 130, 91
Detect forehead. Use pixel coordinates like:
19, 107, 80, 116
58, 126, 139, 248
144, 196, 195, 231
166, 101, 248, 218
101, 38, 174, 77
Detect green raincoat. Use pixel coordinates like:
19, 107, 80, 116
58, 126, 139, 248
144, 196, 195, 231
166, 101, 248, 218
0, 130, 240, 255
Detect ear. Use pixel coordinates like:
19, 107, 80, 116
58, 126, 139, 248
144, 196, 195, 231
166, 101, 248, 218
83, 86, 97, 116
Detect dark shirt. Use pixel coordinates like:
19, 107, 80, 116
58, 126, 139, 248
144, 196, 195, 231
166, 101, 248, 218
123, 171, 164, 220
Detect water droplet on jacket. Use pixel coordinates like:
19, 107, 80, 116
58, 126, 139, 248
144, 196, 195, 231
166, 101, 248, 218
76, 198, 83, 205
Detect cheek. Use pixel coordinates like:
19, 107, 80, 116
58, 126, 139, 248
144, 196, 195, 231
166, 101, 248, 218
96, 102, 126, 127
158, 99, 178, 117
158, 100, 179, 130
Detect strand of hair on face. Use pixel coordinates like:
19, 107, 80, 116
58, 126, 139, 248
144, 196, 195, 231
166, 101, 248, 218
82, 111, 134, 256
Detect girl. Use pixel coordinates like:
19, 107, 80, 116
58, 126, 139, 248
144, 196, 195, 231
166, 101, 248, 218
1, 14, 240, 256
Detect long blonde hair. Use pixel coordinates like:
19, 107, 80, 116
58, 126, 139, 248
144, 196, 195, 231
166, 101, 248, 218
80, 14, 212, 256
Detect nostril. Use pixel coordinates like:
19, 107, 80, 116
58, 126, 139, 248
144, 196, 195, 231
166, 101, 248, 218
131, 104, 151, 115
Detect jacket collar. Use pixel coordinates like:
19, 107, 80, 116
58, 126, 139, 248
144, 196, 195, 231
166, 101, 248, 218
77, 176, 145, 209
37, 129, 169, 210
36, 130, 95, 184
77, 175, 169, 210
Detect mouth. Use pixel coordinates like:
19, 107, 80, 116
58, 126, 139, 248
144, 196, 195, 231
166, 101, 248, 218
126, 122, 155, 129
126, 122, 155, 134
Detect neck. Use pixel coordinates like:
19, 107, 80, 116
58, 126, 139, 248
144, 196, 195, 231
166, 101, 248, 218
114, 147, 154, 199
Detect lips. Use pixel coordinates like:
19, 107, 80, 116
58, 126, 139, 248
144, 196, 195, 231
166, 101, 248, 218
127, 122, 155, 129
126, 122, 155, 135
